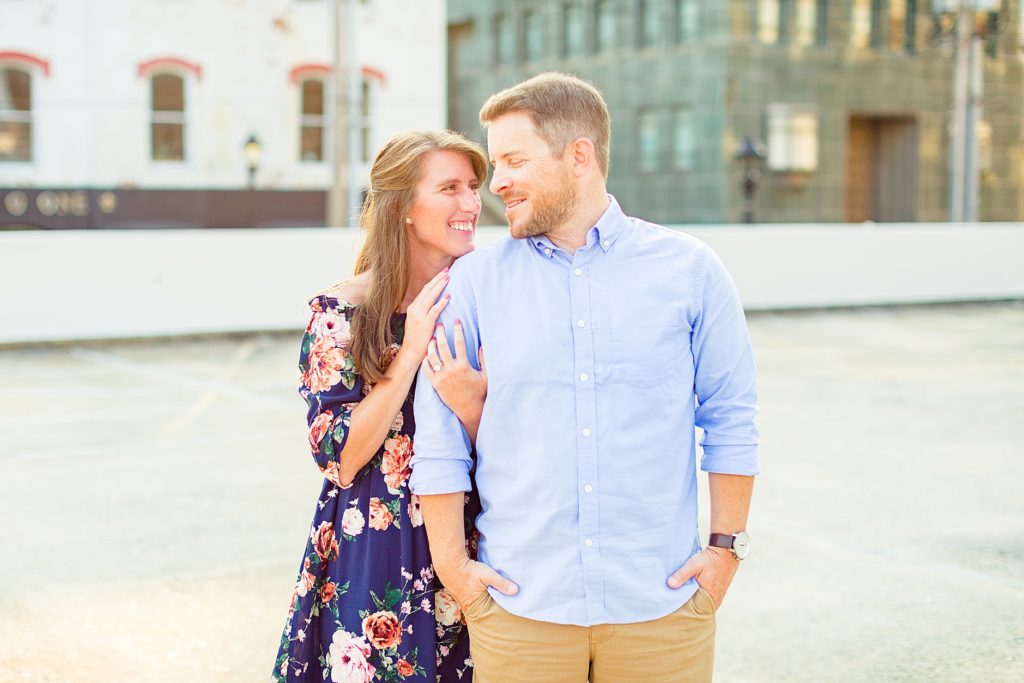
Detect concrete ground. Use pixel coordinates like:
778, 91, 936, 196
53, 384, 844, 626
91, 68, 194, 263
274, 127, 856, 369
1, 303, 1021, 682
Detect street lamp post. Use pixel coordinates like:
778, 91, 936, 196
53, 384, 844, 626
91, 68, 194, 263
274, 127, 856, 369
243, 133, 262, 191
328, 0, 359, 228
934, 0, 1001, 222
734, 135, 767, 224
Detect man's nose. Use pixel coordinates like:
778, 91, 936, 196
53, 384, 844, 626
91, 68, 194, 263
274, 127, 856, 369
489, 169, 509, 197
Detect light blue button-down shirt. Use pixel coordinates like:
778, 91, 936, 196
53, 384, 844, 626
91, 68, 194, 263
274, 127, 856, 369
411, 196, 759, 626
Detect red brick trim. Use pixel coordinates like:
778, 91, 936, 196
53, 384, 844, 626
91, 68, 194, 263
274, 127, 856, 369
0, 51, 51, 76
360, 65, 387, 87
290, 63, 331, 85
290, 64, 388, 87
137, 57, 202, 80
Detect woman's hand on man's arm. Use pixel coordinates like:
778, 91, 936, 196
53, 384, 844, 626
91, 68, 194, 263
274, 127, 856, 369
423, 319, 487, 443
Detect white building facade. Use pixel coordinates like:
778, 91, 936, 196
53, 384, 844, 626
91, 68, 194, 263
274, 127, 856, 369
0, 0, 446, 228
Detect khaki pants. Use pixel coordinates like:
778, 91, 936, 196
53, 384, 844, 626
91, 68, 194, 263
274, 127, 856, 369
463, 588, 716, 683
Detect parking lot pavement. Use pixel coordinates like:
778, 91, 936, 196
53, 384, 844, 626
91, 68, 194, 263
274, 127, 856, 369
1, 303, 1022, 682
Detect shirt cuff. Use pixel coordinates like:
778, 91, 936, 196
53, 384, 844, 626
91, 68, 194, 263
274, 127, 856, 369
409, 457, 473, 495
700, 444, 760, 476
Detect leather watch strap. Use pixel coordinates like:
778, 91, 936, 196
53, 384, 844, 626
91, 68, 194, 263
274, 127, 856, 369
708, 533, 735, 550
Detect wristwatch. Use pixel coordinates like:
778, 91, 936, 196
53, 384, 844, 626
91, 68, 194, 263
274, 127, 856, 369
708, 531, 751, 560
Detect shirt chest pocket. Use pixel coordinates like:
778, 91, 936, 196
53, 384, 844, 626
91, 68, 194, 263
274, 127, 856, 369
605, 306, 689, 388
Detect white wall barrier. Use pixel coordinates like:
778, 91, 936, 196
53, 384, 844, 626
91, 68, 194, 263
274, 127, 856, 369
2, 223, 1022, 344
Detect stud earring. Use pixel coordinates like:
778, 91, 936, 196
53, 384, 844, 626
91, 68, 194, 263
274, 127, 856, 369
405, 217, 412, 224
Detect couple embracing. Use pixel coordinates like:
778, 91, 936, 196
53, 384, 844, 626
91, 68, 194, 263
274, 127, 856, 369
274, 73, 759, 683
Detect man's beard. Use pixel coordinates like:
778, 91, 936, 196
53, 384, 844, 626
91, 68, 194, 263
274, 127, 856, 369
508, 175, 578, 240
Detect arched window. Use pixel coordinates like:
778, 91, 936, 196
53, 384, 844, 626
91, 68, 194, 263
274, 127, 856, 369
300, 78, 326, 162
523, 8, 544, 62
757, 0, 781, 45
0, 67, 32, 162
151, 73, 186, 161
672, 108, 696, 171
358, 77, 371, 163
563, 3, 585, 57
676, 0, 699, 42
594, 0, 616, 53
850, 0, 872, 48
495, 13, 515, 64
636, 109, 660, 173
1019, 2, 1023, 51
639, 0, 663, 48
794, 0, 817, 47
357, 67, 385, 165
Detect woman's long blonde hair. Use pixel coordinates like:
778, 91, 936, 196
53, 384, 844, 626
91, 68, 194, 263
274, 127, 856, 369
350, 130, 488, 384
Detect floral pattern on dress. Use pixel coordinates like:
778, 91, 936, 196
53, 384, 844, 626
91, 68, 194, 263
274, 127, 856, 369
273, 296, 479, 683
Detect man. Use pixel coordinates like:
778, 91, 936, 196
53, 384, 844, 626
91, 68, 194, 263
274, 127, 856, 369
410, 73, 759, 682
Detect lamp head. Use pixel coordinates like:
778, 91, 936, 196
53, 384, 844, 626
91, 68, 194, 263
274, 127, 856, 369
243, 134, 262, 169
734, 135, 766, 165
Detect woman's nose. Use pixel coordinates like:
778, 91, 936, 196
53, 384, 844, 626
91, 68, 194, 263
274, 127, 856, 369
459, 187, 481, 211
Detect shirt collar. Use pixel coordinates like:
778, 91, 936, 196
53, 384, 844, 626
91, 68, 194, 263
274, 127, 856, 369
528, 195, 627, 258
589, 195, 627, 253
529, 234, 558, 257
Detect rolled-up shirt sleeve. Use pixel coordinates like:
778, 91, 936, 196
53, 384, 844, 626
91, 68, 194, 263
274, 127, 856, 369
691, 245, 760, 475
410, 263, 477, 495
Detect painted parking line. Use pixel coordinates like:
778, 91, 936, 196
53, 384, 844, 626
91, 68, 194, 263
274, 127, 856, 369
69, 347, 294, 410
766, 525, 1024, 593
159, 339, 259, 438
16, 425, 299, 461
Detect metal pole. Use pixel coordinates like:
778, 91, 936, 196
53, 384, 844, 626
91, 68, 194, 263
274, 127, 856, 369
346, 0, 361, 226
949, 5, 971, 222
327, 0, 351, 228
742, 167, 756, 224
964, 23, 983, 223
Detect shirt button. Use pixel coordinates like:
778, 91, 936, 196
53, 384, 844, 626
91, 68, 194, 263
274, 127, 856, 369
583, 484, 593, 493
582, 427, 591, 437
585, 538, 594, 547
574, 268, 582, 276
544, 248, 552, 256
580, 373, 589, 382
576, 319, 586, 328
602, 239, 610, 247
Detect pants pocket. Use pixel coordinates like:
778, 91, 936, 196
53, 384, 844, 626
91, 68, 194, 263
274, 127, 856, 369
462, 589, 491, 621
694, 586, 717, 616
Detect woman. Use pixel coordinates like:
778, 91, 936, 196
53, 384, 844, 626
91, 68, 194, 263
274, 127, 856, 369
273, 131, 488, 683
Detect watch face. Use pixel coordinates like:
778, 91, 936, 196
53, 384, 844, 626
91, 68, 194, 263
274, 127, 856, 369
733, 532, 751, 560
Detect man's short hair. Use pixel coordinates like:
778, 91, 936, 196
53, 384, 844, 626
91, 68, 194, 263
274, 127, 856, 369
479, 72, 611, 179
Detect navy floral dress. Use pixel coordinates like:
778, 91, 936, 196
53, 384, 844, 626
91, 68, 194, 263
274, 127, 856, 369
273, 296, 478, 683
